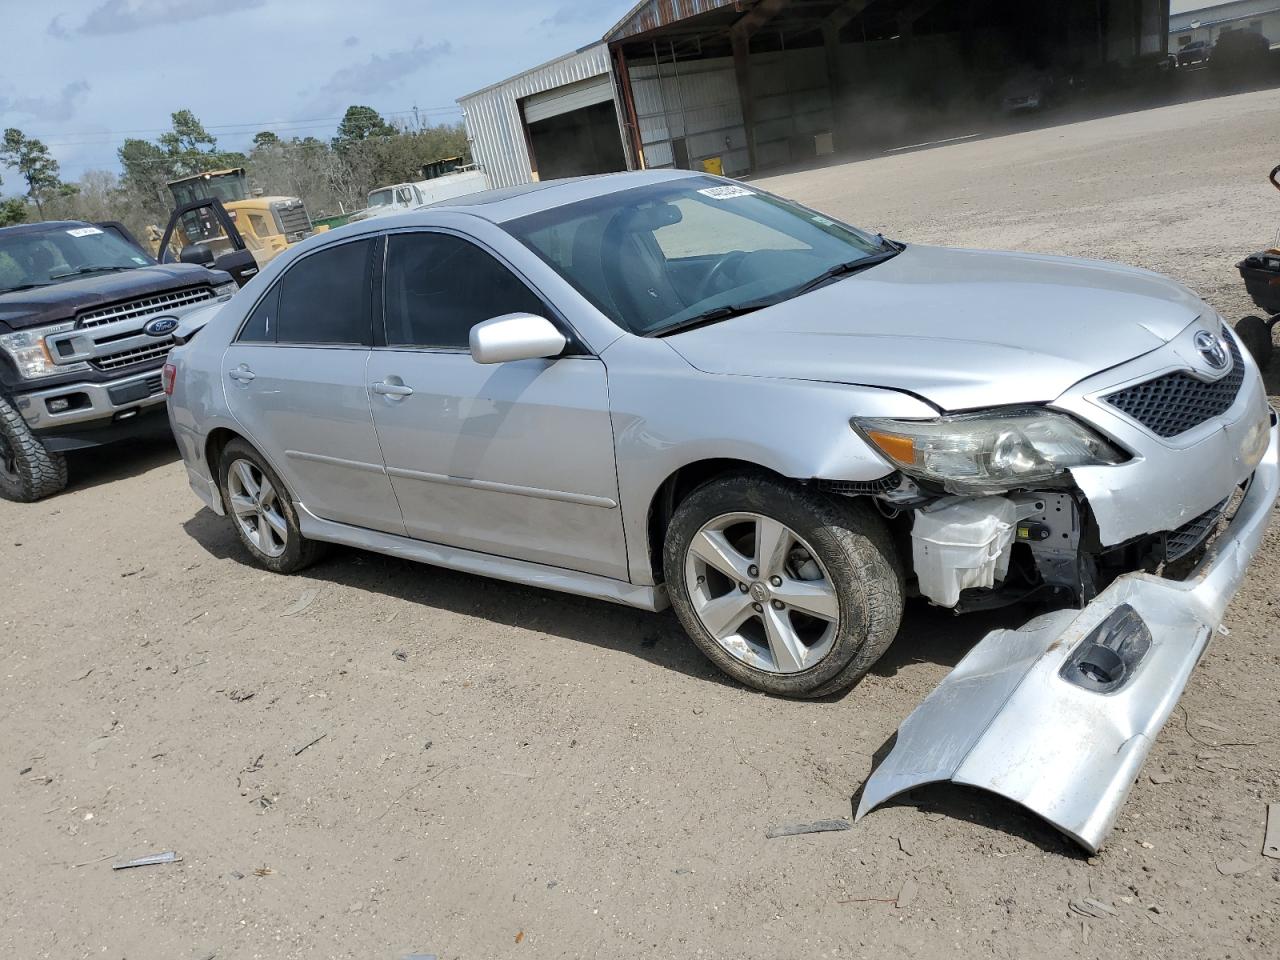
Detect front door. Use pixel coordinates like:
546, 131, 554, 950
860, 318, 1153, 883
367, 230, 627, 579
221, 237, 405, 535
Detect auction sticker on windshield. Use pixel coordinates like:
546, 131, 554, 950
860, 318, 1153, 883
698, 185, 754, 200
66, 227, 104, 237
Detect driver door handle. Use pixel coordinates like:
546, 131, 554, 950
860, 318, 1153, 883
373, 381, 414, 398
228, 366, 255, 382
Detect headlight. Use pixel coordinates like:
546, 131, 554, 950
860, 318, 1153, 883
212, 281, 239, 297
0, 323, 90, 380
854, 409, 1124, 493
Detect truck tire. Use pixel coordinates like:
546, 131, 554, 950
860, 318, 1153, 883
217, 438, 324, 574
663, 471, 904, 698
0, 395, 69, 503
1234, 316, 1274, 370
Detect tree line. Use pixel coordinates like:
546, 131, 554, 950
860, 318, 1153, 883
0, 105, 470, 239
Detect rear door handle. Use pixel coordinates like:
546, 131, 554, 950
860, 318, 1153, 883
373, 381, 414, 398
228, 366, 256, 382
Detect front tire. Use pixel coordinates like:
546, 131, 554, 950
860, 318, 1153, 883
663, 472, 903, 698
0, 396, 68, 503
218, 438, 322, 574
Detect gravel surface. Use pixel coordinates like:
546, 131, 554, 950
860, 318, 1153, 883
2, 88, 1278, 960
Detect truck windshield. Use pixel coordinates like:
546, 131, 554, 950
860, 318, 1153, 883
0, 225, 154, 294
505, 177, 893, 336
369, 189, 394, 208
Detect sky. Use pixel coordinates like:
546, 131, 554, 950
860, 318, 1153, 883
0, 0, 639, 182
0, 1, 1240, 185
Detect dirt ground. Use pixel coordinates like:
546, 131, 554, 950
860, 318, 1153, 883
3, 89, 1280, 960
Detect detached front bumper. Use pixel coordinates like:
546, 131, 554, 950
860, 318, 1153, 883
858, 409, 1279, 852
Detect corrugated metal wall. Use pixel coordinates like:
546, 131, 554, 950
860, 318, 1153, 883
631, 48, 833, 176
458, 44, 625, 189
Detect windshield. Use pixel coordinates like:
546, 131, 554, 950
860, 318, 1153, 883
369, 189, 395, 208
0, 225, 155, 294
504, 177, 890, 336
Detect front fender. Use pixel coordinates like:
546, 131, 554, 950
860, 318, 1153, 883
604, 336, 937, 585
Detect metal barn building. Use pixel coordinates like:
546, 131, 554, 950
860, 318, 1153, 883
459, 0, 1172, 189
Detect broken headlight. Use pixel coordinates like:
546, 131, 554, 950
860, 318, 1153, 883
853, 409, 1123, 494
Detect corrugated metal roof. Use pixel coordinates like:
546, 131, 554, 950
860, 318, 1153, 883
457, 44, 618, 190
604, 0, 741, 43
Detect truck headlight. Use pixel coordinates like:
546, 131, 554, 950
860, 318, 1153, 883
853, 409, 1124, 493
0, 323, 91, 380
212, 282, 238, 297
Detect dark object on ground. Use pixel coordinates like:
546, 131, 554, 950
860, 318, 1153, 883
113, 851, 181, 870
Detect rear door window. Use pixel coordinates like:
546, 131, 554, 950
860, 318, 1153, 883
273, 238, 375, 346
237, 283, 279, 343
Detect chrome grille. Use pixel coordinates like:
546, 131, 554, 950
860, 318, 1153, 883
78, 286, 214, 328
1103, 333, 1245, 439
95, 338, 175, 371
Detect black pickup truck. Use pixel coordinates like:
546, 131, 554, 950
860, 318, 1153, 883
0, 220, 236, 501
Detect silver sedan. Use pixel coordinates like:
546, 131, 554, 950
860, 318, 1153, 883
165, 170, 1278, 846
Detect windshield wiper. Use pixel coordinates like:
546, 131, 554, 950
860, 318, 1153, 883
0, 281, 56, 293
649, 298, 778, 338
793, 249, 901, 297
50, 265, 134, 279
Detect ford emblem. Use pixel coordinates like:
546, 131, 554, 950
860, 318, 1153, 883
1193, 330, 1228, 370
143, 316, 179, 337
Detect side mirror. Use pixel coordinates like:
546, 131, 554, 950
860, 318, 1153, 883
178, 244, 216, 267
470, 313, 567, 364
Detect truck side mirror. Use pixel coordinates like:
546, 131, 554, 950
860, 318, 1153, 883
179, 244, 216, 267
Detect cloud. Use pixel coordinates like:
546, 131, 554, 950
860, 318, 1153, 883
0, 79, 91, 123
343, 35, 359, 48
314, 40, 452, 109
47, 0, 265, 38
539, 2, 602, 29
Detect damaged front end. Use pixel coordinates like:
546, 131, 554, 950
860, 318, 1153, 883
854, 409, 1279, 852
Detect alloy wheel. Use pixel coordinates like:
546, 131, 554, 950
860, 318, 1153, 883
227, 458, 288, 559
684, 511, 840, 673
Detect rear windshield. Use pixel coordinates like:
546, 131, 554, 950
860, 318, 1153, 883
0, 225, 154, 294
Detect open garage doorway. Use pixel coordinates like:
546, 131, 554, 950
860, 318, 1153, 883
522, 79, 628, 181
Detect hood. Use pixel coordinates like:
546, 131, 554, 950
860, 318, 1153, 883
0, 263, 226, 331
664, 245, 1209, 411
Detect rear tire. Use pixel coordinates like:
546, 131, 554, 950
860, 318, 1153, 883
218, 438, 323, 574
1234, 315, 1273, 369
0, 395, 68, 503
663, 472, 904, 698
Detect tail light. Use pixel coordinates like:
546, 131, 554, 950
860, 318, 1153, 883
162, 362, 177, 396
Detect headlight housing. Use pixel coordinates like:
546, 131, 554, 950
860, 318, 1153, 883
212, 281, 239, 297
0, 323, 90, 380
854, 409, 1124, 494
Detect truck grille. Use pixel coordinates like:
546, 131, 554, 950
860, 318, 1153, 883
78, 286, 214, 328
273, 201, 313, 243
95, 338, 175, 371
1102, 333, 1245, 439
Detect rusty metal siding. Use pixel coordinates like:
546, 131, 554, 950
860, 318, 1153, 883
458, 44, 622, 189
605, 0, 739, 42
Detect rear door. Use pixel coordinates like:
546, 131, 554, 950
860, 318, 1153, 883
221, 236, 406, 535
366, 229, 628, 579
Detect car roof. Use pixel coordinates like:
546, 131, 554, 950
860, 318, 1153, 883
420, 169, 708, 224
0, 220, 95, 238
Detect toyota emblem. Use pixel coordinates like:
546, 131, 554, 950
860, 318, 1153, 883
1194, 330, 1228, 370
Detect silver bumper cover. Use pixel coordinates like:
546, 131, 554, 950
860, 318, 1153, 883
17, 368, 167, 429
857, 412, 1279, 853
